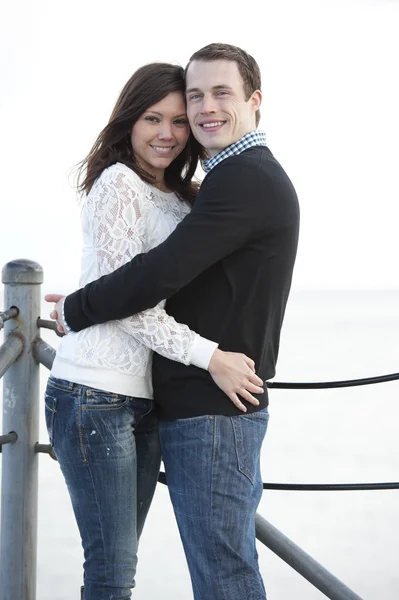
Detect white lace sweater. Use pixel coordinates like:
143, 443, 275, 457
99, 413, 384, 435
51, 163, 218, 398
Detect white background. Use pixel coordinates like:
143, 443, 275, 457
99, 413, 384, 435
1, 2, 399, 598
1, 0, 398, 291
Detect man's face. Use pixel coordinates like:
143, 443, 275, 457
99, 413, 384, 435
185, 59, 261, 157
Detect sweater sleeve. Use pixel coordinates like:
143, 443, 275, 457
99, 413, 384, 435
81, 166, 218, 368
65, 160, 267, 331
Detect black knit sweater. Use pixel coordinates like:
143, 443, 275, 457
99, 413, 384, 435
65, 146, 300, 421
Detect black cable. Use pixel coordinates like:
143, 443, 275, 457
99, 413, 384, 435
157, 471, 399, 491
267, 372, 399, 389
261, 481, 399, 491
156, 373, 399, 490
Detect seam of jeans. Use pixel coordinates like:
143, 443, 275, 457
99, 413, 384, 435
44, 394, 57, 413
82, 399, 130, 411
210, 415, 228, 600
210, 416, 238, 600
77, 390, 87, 463
86, 387, 123, 399
210, 415, 217, 511
84, 459, 108, 588
231, 417, 255, 485
47, 376, 75, 393
44, 396, 57, 448
135, 399, 154, 423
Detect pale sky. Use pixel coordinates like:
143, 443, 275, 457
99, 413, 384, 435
0, 0, 398, 291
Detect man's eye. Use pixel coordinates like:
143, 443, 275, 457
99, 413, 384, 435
188, 94, 201, 101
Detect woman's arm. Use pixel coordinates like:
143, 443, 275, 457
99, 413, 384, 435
84, 165, 263, 410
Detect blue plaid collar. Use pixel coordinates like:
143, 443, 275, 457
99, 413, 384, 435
201, 130, 267, 173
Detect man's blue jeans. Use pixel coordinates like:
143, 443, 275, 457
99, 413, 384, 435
44, 376, 161, 600
159, 408, 269, 600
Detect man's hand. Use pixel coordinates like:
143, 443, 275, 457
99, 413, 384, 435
45, 294, 66, 333
208, 348, 264, 413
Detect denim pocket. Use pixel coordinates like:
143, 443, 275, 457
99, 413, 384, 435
44, 394, 57, 447
231, 409, 269, 484
82, 388, 130, 411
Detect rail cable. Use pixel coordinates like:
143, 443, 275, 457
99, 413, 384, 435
2, 305, 398, 491
158, 371, 399, 491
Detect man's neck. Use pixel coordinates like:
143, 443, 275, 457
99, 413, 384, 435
205, 129, 258, 158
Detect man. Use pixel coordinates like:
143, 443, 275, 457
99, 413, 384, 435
48, 43, 299, 599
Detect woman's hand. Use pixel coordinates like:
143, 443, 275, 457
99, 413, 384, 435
45, 294, 67, 333
208, 348, 264, 413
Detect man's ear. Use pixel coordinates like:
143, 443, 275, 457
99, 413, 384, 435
250, 90, 262, 113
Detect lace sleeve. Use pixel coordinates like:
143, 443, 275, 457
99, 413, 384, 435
115, 305, 217, 367
86, 166, 217, 369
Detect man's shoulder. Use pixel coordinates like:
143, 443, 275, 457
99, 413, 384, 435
206, 146, 281, 186
214, 146, 275, 174
230, 146, 294, 188
201, 146, 298, 211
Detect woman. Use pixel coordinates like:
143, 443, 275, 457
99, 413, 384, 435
45, 63, 262, 600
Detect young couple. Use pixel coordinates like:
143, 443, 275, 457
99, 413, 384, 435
46, 43, 300, 600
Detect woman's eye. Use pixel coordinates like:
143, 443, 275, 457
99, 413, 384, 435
145, 116, 159, 122
174, 119, 188, 126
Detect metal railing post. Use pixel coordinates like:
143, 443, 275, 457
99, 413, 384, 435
0, 259, 43, 600
255, 514, 363, 599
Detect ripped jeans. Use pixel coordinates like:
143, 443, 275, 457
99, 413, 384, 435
44, 376, 161, 600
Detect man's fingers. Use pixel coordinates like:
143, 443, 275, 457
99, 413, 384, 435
228, 393, 247, 413
45, 294, 64, 303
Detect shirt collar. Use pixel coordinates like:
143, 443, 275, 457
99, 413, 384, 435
201, 130, 267, 173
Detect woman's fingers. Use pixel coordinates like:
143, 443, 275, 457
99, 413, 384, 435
245, 381, 264, 394
248, 371, 264, 387
239, 389, 260, 406
243, 355, 256, 372
228, 393, 247, 413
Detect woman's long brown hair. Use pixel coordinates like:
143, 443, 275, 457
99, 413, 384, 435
76, 63, 201, 204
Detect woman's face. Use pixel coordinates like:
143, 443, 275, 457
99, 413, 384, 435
131, 92, 190, 183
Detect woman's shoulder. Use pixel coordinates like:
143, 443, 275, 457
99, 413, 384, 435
83, 164, 151, 216
98, 162, 143, 188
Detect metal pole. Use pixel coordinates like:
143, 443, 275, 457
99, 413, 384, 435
0, 335, 24, 379
33, 338, 56, 371
255, 513, 363, 600
0, 259, 43, 600
0, 432, 18, 449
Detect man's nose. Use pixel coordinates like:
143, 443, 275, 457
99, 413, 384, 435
201, 95, 217, 114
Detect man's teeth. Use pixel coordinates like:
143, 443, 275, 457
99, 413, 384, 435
201, 122, 224, 128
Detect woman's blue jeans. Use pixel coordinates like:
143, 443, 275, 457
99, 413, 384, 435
45, 376, 161, 600
158, 408, 269, 600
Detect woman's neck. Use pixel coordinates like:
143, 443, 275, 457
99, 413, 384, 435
151, 178, 172, 193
